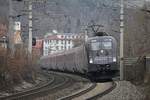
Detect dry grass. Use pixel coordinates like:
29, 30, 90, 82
0, 45, 38, 89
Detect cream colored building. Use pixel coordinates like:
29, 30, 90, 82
43, 33, 84, 56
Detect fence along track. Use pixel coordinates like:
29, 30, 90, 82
0, 72, 71, 100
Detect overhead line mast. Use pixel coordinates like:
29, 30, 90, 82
28, 1, 32, 54
120, 0, 124, 80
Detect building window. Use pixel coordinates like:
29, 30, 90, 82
53, 40, 56, 43
61, 46, 63, 49
56, 40, 58, 44
56, 46, 58, 50
68, 40, 70, 44
64, 40, 66, 44
61, 40, 63, 44
58, 46, 60, 50
59, 40, 61, 44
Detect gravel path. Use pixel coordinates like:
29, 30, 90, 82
97, 81, 146, 100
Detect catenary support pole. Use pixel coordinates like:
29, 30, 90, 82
120, 0, 124, 80
9, 0, 15, 55
28, 1, 32, 54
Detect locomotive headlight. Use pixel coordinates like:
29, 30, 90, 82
113, 57, 117, 62
89, 58, 93, 63
100, 50, 104, 53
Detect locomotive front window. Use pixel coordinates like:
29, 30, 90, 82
102, 42, 112, 49
90, 42, 100, 50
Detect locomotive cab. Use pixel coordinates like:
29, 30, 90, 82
86, 36, 118, 75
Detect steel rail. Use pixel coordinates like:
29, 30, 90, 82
19, 71, 74, 100
0, 72, 52, 98
58, 81, 116, 100
87, 81, 117, 100
0, 72, 67, 100
58, 83, 97, 100
0, 76, 54, 100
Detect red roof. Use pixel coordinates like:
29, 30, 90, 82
45, 35, 72, 41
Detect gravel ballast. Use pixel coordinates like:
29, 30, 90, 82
97, 81, 146, 100
35, 82, 90, 100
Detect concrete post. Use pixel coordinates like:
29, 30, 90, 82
28, 1, 32, 54
120, 0, 124, 80
9, 0, 15, 55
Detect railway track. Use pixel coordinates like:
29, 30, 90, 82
0, 70, 116, 100
87, 81, 116, 100
59, 81, 116, 100
0, 71, 75, 100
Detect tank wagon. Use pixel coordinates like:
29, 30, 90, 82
40, 45, 88, 74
